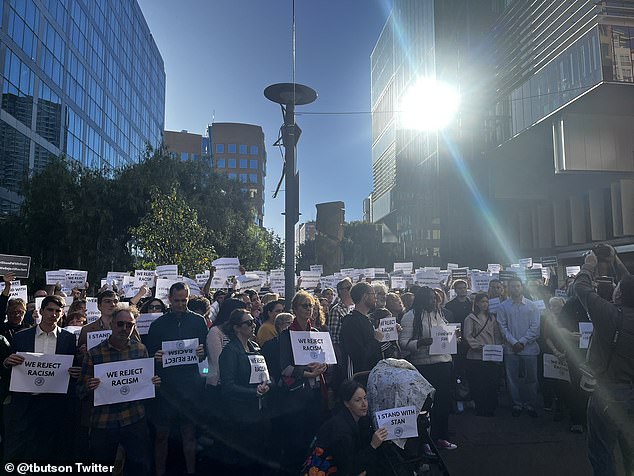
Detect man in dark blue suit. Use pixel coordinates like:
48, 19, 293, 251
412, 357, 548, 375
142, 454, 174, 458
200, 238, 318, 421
2, 295, 80, 463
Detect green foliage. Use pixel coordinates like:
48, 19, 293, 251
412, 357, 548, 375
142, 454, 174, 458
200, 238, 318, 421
130, 187, 216, 276
0, 150, 284, 289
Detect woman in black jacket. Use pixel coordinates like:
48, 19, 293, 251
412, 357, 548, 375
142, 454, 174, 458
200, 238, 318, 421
218, 308, 271, 471
303, 379, 388, 476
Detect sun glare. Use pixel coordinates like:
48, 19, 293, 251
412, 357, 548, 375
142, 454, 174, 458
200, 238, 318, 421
399, 79, 460, 131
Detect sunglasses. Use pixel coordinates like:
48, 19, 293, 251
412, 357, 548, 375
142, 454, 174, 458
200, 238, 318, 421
116, 321, 135, 330
239, 319, 256, 327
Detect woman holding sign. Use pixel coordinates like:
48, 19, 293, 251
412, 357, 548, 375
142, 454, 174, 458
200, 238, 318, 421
302, 379, 387, 476
218, 308, 271, 471
463, 293, 503, 417
399, 286, 457, 450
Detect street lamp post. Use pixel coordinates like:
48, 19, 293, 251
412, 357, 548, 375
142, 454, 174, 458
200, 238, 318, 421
264, 83, 317, 308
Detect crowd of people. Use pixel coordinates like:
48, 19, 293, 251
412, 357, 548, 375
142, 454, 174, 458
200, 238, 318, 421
0, 243, 632, 476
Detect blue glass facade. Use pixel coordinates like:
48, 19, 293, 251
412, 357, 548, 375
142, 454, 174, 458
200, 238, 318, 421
0, 0, 165, 213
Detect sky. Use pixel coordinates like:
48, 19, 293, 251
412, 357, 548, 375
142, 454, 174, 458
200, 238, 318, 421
137, 0, 393, 237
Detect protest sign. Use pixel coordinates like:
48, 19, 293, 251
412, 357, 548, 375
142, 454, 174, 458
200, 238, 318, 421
64, 326, 83, 343
375, 405, 418, 441
519, 258, 533, 268
310, 265, 324, 274
93, 357, 155, 406
134, 270, 157, 288
46, 270, 67, 285
289, 331, 337, 365
579, 322, 594, 349
250, 271, 268, 286
498, 270, 517, 281
299, 271, 321, 290
447, 263, 459, 270
195, 272, 210, 287
137, 313, 162, 335
65, 270, 88, 289
0, 254, 31, 278
565, 266, 581, 277
35, 297, 44, 312
393, 262, 413, 274
487, 264, 501, 274
212, 258, 241, 278
162, 338, 199, 368
10, 352, 73, 394
482, 344, 504, 362
106, 272, 129, 285
526, 269, 544, 281
390, 276, 408, 290
415, 270, 442, 288
379, 317, 398, 342
555, 289, 568, 299
155, 278, 179, 304
237, 274, 263, 291
155, 265, 178, 279
88, 330, 112, 350
451, 268, 469, 280
429, 326, 458, 355
541, 256, 558, 267
248, 354, 270, 384
1, 285, 28, 302
543, 353, 571, 382
471, 271, 494, 293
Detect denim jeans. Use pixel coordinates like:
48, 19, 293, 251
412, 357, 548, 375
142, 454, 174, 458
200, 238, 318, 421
587, 381, 634, 476
504, 354, 538, 409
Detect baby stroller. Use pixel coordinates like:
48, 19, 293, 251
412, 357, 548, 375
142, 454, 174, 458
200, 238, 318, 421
354, 359, 451, 476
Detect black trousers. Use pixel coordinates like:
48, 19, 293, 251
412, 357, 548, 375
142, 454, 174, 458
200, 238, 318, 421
466, 359, 500, 415
415, 361, 452, 441
90, 418, 151, 476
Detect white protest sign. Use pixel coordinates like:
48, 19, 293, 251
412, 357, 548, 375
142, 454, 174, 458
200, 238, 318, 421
289, 331, 337, 365
195, 272, 210, 287
35, 296, 44, 312
10, 352, 73, 394
482, 344, 504, 362
393, 262, 413, 274
45, 270, 66, 285
471, 271, 494, 293
532, 300, 546, 312
88, 330, 112, 350
134, 270, 157, 288
375, 406, 418, 441
87, 310, 101, 324
565, 266, 581, 277
390, 276, 408, 290
310, 265, 324, 274
543, 353, 571, 381
248, 354, 270, 384
555, 289, 568, 299
519, 258, 533, 268
579, 322, 593, 349
299, 271, 321, 289
106, 271, 128, 285
155, 279, 179, 304
414, 270, 442, 287
65, 270, 88, 289
379, 317, 398, 342
5, 285, 27, 302
137, 313, 162, 335
93, 357, 155, 406
212, 258, 241, 278
211, 276, 229, 289
236, 274, 262, 291
162, 338, 199, 368
155, 265, 178, 279
447, 263, 459, 270
250, 271, 268, 286
487, 264, 501, 274
429, 326, 458, 355
64, 326, 83, 343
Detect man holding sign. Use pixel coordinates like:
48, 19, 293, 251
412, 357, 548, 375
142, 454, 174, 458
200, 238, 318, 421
2, 295, 80, 463
78, 305, 159, 474
146, 282, 207, 476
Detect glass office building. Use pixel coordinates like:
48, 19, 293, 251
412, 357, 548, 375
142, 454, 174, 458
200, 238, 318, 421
0, 0, 165, 213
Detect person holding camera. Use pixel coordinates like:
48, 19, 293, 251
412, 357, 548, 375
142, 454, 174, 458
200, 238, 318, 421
573, 245, 634, 476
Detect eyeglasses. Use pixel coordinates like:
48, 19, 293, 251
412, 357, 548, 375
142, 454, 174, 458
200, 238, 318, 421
148, 304, 163, 311
299, 303, 313, 309
116, 321, 135, 330
239, 319, 256, 327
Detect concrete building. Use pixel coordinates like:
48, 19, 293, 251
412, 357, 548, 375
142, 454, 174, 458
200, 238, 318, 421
0, 0, 165, 214
164, 130, 203, 161
370, 0, 634, 268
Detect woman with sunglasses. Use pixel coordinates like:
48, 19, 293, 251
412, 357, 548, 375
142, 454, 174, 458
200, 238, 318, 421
278, 290, 329, 472
139, 298, 166, 315
218, 308, 270, 472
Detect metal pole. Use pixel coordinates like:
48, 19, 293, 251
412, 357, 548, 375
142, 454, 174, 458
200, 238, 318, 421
283, 102, 298, 308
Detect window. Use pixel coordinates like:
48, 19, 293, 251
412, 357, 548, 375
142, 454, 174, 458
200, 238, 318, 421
181, 152, 188, 161
239, 144, 247, 154
228, 173, 236, 180
216, 143, 224, 153
217, 158, 226, 168
250, 145, 258, 155
228, 143, 236, 153
239, 159, 247, 168
249, 174, 258, 184
249, 159, 258, 169
228, 158, 236, 168
239, 173, 247, 183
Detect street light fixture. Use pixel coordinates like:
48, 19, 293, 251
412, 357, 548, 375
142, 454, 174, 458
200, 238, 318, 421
264, 82, 317, 307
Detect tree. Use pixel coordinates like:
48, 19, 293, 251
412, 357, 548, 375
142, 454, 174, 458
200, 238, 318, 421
130, 187, 216, 276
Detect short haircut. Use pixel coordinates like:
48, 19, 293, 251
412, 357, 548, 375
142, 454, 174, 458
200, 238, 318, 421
336, 278, 353, 293
42, 295, 65, 309
350, 282, 373, 305
453, 279, 468, 289
212, 290, 227, 301
274, 312, 294, 333
7, 298, 26, 310
507, 277, 523, 287
188, 295, 211, 316
112, 305, 139, 322
372, 282, 388, 295
169, 282, 190, 297
97, 290, 118, 305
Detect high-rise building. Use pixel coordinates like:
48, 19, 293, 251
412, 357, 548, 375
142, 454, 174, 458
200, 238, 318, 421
165, 123, 267, 227
371, 0, 634, 268
0, 0, 165, 214
204, 122, 267, 227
